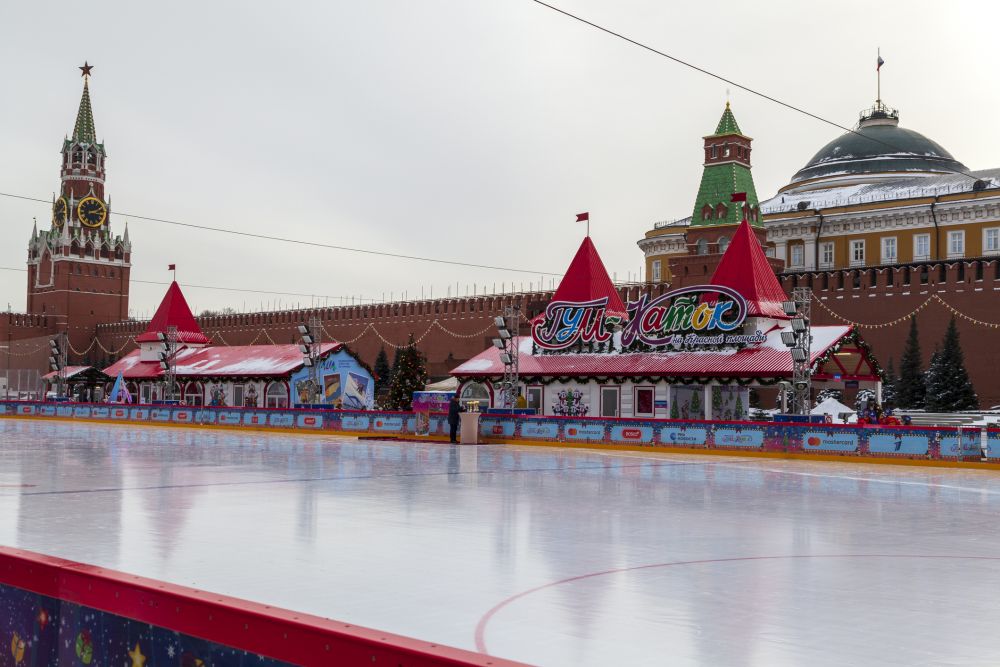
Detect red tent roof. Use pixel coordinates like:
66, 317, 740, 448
540, 237, 627, 319
708, 219, 789, 319
103, 343, 344, 379
135, 281, 211, 344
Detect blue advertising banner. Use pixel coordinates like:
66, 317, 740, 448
91, 407, 110, 419
563, 422, 606, 441
242, 412, 268, 427
940, 433, 981, 457
988, 434, 1000, 459
217, 410, 242, 425
195, 410, 218, 424
149, 409, 171, 422
17, 404, 36, 416
713, 427, 765, 449
341, 415, 370, 432
373, 416, 405, 432
868, 433, 929, 455
269, 413, 294, 428
72, 407, 91, 419
173, 410, 192, 423
110, 407, 130, 420
297, 413, 324, 428
129, 408, 148, 421
802, 430, 859, 452
659, 426, 708, 447
39, 405, 56, 417
520, 421, 560, 440
480, 419, 517, 438
56, 406, 73, 417
609, 425, 655, 444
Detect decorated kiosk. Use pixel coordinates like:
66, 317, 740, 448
452, 217, 883, 420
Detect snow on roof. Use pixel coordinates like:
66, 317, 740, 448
104, 343, 343, 379
811, 397, 854, 416
452, 326, 854, 379
762, 168, 1000, 215
41, 366, 96, 381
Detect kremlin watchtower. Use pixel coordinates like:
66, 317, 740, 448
26, 63, 131, 342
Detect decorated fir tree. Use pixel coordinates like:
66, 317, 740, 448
373, 347, 392, 396
690, 391, 701, 418
385, 335, 429, 411
896, 316, 926, 409
670, 400, 679, 420
924, 317, 978, 412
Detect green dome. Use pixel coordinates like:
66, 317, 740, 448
788, 109, 967, 188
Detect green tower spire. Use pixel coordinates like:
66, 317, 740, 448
73, 78, 97, 144
690, 102, 761, 228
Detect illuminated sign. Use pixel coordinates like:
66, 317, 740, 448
532, 285, 760, 351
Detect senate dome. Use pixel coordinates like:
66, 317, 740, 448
780, 103, 969, 194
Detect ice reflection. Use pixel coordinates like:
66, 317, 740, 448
3, 420, 1000, 665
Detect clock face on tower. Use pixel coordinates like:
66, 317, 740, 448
77, 196, 107, 228
52, 197, 68, 227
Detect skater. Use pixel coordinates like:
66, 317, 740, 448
448, 395, 465, 443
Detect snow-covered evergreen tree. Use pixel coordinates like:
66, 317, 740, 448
814, 388, 844, 407
896, 316, 925, 409
924, 317, 978, 411
881, 358, 898, 407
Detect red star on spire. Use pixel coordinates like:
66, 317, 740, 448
79, 61, 94, 77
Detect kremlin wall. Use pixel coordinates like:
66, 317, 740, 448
4, 71, 1000, 406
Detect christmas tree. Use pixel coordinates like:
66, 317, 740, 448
690, 391, 701, 418
924, 317, 978, 411
373, 347, 392, 396
385, 335, 429, 411
896, 316, 926, 409
880, 358, 898, 408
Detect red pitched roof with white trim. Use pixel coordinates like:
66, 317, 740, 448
539, 237, 627, 319
135, 281, 211, 344
708, 219, 789, 320
103, 343, 342, 379
453, 326, 871, 380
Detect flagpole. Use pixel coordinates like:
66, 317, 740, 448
877, 47, 881, 104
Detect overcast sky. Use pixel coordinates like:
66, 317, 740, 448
1, 1, 996, 317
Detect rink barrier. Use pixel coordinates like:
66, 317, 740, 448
0, 545, 523, 667
0, 400, 992, 464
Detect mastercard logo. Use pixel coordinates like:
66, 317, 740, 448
567, 428, 577, 436
807, 437, 821, 447
375, 420, 383, 428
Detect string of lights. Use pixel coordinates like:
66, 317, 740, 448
813, 293, 1000, 329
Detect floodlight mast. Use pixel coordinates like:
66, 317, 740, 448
496, 305, 521, 410
790, 287, 812, 416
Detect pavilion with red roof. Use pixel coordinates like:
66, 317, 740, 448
453, 231, 882, 420
101, 282, 375, 409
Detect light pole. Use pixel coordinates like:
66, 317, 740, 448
492, 306, 521, 410
780, 287, 812, 416
298, 318, 322, 404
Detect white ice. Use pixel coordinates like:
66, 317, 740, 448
2, 420, 1000, 666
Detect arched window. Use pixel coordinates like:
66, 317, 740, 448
266, 382, 289, 409
183, 381, 203, 406
696, 238, 708, 255
701, 204, 713, 221
715, 203, 728, 220
460, 382, 492, 409
718, 236, 730, 254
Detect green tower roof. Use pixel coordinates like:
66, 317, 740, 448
73, 78, 97, 144
711, 102, 742, 137
690, 103, 761, 228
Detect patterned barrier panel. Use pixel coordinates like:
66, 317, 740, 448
1, 401, 994, 466
0, 546, 515, 667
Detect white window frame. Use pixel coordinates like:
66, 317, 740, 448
652, 260, 662, 282
984, 228, 1000, 255
232, 384, 245, 407
881, 236, 897, 264
948, 230, 965, 258
914, 234, 931, 262
819, 242, 834, 268
634, 386, 655, 418
790, 244, 804, 268
525, 385, 543, 412
850, 240, 865, 267
600, 386, 620, 418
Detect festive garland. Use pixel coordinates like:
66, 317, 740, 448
815, 293, 1000, 329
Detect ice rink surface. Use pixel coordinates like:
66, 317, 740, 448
2, 419, 1000, 666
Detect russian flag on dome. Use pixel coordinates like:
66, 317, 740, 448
877, 55, 885, 71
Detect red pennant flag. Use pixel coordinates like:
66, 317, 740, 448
576, 212, 589, 222
730, 192, 747, 203
168, 264, 176, 270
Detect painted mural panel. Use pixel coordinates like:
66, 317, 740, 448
868, 433, 930, 456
